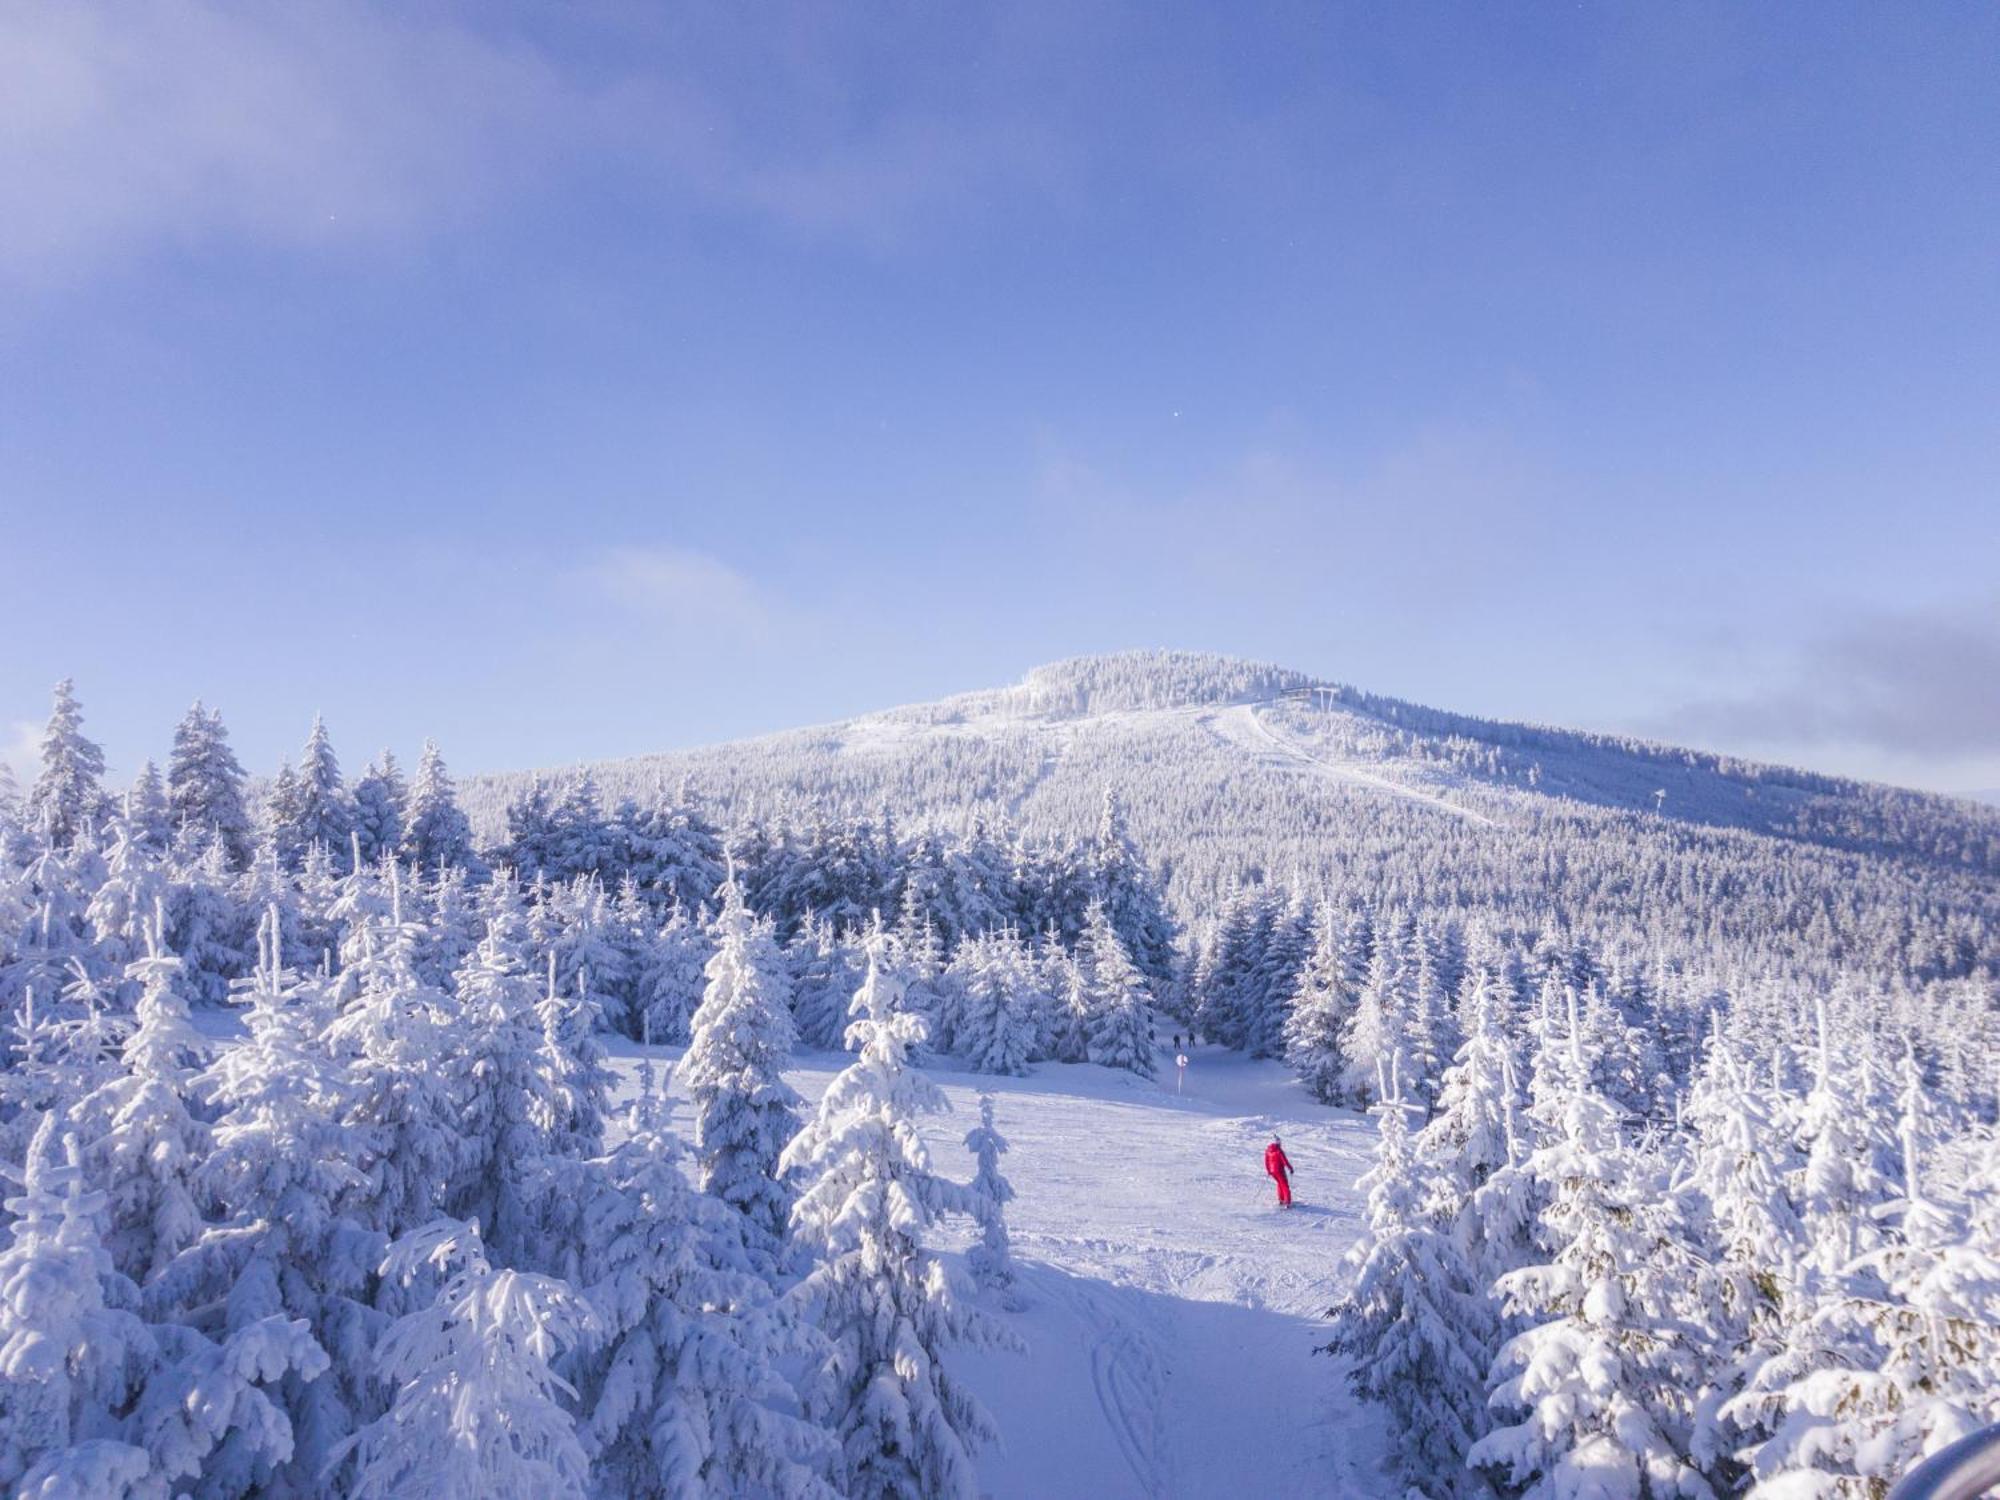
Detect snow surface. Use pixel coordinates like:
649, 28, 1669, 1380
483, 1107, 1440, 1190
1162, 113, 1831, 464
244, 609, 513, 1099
608, 1038, 1394, 1500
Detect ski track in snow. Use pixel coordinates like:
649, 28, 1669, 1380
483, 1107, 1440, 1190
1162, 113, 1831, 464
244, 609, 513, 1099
1210, 700, 1502, 829
612, 1041, 1393, 1500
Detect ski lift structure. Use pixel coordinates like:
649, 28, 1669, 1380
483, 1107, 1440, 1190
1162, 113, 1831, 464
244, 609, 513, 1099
1889, 1424, 2000, 1500
1277, 685, 1340, 713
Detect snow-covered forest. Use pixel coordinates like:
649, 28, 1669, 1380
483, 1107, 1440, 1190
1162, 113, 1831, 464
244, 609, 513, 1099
0, 656, 1995, 1498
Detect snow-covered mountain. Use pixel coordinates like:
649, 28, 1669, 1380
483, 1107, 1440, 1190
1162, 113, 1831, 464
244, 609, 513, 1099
465, 650, 1998, 991
471, 650, 1992, 865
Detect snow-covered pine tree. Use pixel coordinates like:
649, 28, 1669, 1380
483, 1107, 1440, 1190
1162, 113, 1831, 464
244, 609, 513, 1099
1087, 789, 1177, 992
349, 753, 407, 869
1676, 1025, 1807, 1481
324, 866, 470, 1240
292, 715, 354, 869
1284, 902, 1354, 1103
557, 1082, 839, 1500
166, 702, 252, 868
637, 901, 711, 1047
538, 950, 613, 1163
26, 679, 108, 850
79, 920, 210, 1284
263, 762, 306, 870
1726, 1048, 2000, 1496
1794, 996, 1896, 1282
126, 761, 173, 856
163, 905, 380, 1495
676, 877, 803, 1244
1468, 1002, 1715, 1500
1416, 968, 1533, 1322
0, 1113, 156, 1497
400, 740, 479, 875
947, 931, 1036, 1076
779, 938, 1015, 1500
335, 1218, 598, 1500
448, 882, 560, 1265
1245, 890, 1312, 1060
86, 821, 167, 976
786, 912, 857, 1052
1326, 1061, 1492, 1497
892, 885, 948, 1054
963, 1095, 1017, 1300
1400, 922, 1461, 1116
1339, 937, 1405, 1108
1079, 900, 1156, 1077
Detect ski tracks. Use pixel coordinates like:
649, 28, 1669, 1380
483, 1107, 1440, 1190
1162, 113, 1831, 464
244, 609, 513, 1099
1211, 701, 1501, 829
1039, 1264, 1180, 1499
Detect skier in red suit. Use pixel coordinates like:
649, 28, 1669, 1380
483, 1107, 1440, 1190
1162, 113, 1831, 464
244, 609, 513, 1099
1265, 1136, 1294, 1208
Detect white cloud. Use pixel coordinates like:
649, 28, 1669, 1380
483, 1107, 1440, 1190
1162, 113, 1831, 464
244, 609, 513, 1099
575, 545, 777, 642
0, 2, 570, 288
0, 2, 1089, 293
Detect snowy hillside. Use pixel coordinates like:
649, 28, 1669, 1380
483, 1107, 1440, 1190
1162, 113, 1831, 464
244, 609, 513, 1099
465, 650, 2000, 991
468, 651, 1995, 869
615, 1037, 1392, 1500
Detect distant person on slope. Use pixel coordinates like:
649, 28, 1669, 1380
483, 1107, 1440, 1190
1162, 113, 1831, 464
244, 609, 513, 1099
1265, 1135, 1294, 1209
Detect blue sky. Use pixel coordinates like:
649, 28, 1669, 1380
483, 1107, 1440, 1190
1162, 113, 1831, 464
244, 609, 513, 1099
3, 2, 1997, 794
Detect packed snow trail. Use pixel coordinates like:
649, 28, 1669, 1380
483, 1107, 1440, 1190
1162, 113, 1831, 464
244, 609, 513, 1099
1209, 700, 1502, 829
612, 1041, 1393, 1500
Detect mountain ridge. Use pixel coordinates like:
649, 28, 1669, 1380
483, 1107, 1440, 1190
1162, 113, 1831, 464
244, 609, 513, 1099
466, 649, 1997, 870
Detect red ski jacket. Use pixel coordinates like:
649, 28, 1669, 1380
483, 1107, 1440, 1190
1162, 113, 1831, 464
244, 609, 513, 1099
1264, 1142, 1292, 1179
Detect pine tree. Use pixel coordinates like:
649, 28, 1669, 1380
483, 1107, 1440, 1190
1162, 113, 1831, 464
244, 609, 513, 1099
779, 938, 1015, 1500
638, 903, 711, 1047
448, 884, 560, 1266
947, 931, 1036, 1077
1284, 902, 1353, 1104
676, 879, 803, 1244
1088, 789, 1177, 992
559, 1086, 839, 1500
350, 753, 408, 869
126, 761, 173, 855
786, 913, 858, 1053
263, 763, 306, 870
292, 715, 353, 868
26, 680, 107, 850
80, 922, 210, 1284
1326, 1064, 1492, 1498
963, 1095, 1017, 1300
335, 1219, 598, 1500
399, 741, 478, 875
324, 868, 470, 1240
167, 702, 252, 868
86, 821, 167, 976
1339, 939, 1405, 1108
1417, 970, 1533, 1321
167, 907, 380, 1495
1079, 901, 1156, 1077
1469, 1005, 1714, 1500
0, 1113, 155, 1496
537, 952, 613, 1163
1727, 1050, 2000, 1496
1678, 1027, 1806, 1480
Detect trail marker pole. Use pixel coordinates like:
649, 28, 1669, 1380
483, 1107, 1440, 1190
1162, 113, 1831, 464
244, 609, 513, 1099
1175, 1052, 1189, 1094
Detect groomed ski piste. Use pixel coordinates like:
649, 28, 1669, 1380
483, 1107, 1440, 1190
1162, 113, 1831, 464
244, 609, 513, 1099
605, 1036, 1390, 1500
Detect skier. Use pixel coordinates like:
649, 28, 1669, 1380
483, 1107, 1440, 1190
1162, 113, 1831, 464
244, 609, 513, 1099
1264, 1134, 1294, 1209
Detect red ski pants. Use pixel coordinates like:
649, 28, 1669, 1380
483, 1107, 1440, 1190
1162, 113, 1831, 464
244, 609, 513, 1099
1272, 1171, 1291, 1207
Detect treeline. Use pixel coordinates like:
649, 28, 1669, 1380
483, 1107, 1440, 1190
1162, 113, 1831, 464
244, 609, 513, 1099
1322, 981, 2000, 1497
0, 684, 1088, 1498
1186, 882, 1999, 1127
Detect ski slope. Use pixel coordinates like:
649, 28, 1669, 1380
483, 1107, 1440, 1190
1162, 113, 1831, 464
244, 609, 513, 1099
613, 1041, 1391, 1500
1209, 701, 1503, 830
